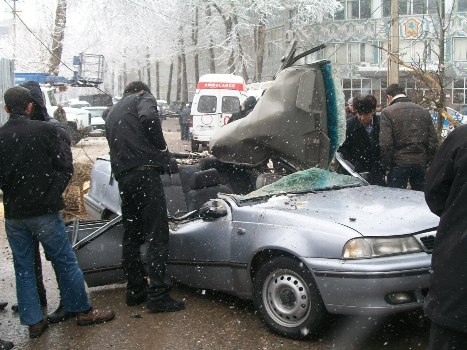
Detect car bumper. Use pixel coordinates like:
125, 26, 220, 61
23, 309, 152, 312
303, 253, 431, 315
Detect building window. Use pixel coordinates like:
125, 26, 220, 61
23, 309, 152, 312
453, 37, 467, 61
399, 0, 438, 15
337, 0, 372, 19
342, 78, 373, 102
453, 79, 466, 104
457, 0, 467, 12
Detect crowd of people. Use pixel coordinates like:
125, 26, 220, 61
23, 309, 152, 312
0, 80, 465, 348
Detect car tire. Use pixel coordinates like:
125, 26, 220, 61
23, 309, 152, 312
191, 140, 199, 152
253, 256, 326, 339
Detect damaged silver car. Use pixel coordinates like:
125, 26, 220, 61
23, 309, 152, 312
79, 45, 438, 339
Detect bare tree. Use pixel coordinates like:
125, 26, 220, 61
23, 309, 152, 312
48, 0, 67, 75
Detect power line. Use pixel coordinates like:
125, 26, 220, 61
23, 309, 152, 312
2, 0, 111, 96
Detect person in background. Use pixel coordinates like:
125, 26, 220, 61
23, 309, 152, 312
53, 103, 67, 125
228, 96, 257, 124
105, 81, 185, 313
424, 124, 467, 349
380, 83, 438, 190
0, 86, 115, 339
101, 103, 112, 121
345, 97, 357, 120
338, 94, 385, 185
179, 102, 191, 140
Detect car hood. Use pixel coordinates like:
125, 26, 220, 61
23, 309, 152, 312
239, 185, 439, 237
209, 60, 346, 170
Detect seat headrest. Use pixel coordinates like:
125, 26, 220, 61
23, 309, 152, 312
190, 168, 220, 190
168, 158, 179, 174
198, 156, 222, 171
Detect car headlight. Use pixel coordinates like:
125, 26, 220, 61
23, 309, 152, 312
342, 236, 423, 259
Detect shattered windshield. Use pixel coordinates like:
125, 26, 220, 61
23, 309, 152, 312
237, 167, 363, 201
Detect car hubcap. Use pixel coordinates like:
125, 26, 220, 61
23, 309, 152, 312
262, 269, 311, 328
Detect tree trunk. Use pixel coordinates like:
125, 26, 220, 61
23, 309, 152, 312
255, 18, 266, 82
48, 0, 67, 74
205, 4, 216, 73
167, 61, 173, 103
192, 7, 200, 84
146, 51, 151, 90
436, 0, 446, 139
176, 55, 182, 102
156, 61, 160, 99
182, 49, 188, 103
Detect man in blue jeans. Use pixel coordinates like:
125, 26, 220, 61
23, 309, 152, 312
0, 86, 115, 339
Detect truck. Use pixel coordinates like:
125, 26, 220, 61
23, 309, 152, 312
41, 86, 92, 144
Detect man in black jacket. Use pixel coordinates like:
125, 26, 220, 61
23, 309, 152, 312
105, 81, 184, 313
424, 125, 467, 348
380, 83, 438, 190
0, 87, 115, 339
338, 94, 385, 185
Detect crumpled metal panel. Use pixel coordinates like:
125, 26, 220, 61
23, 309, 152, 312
210, 61, 333, 170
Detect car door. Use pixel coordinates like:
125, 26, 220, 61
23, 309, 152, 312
167, 199, 236, 291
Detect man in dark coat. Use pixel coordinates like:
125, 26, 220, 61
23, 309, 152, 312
380, 83, 438, 190
338, 94, 385, 185
424, 124, 467, 348
0, 86, 114, 338
105, 81, 184, 313
228, 96, 256, 124
179, 102, 191, 140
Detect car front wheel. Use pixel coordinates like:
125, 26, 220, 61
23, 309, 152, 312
253, 256, 326, 339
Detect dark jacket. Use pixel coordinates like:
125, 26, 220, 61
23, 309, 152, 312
424, 124, 467, 333
105, 91, 170, 179
0, 114, 73, 219
380, 96, 438, 169
228, 96, 257, 124
338, 114, 385, 185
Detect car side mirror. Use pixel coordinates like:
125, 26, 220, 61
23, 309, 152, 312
199, 200, 228, 220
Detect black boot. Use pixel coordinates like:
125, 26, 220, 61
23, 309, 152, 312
126, 289, 148, 306
47, 303, 78, 323
0, 302, 7, 310
147, 294, 185, 313
0, 339, 14, 350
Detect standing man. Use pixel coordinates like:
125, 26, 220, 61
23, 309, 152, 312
53, 103, 67, 125
424, 124, 467, 348
105, 81, 185, 313
338, 94, 385, 185
179, 103, 191, 140
0, 86, 115, 339
101, 103, 112, 121
380, 83, 438, 190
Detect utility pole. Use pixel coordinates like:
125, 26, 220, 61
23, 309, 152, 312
388, 0, 399, 84
11, 0, 19, 62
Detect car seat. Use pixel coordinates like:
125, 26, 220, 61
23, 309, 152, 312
186, 168, 232, 211
161, 158, 188, 216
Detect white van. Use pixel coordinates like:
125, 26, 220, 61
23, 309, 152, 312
190, 74, 247, 152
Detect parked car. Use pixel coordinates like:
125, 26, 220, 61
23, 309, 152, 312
431, 107, 466, 138
64, 99, 91, 109
83, 106, 107, 133
79, 56, 438, 339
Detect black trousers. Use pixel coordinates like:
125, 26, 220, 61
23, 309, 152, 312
428, 322, 467, 350
118, 168, 170, 298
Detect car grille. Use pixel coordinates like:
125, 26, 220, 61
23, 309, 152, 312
415, 231, 436, 253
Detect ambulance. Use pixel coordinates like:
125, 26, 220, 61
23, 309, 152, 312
190, 74, 247, 152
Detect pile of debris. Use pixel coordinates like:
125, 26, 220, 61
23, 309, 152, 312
63, 162, 92, 221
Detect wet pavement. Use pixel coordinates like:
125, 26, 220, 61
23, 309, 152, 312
0, 118, 432, 349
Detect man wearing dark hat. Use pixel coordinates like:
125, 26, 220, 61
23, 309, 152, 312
0, 86, 115, 339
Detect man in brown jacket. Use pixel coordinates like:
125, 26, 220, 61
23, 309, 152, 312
379, 83, 438, 191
